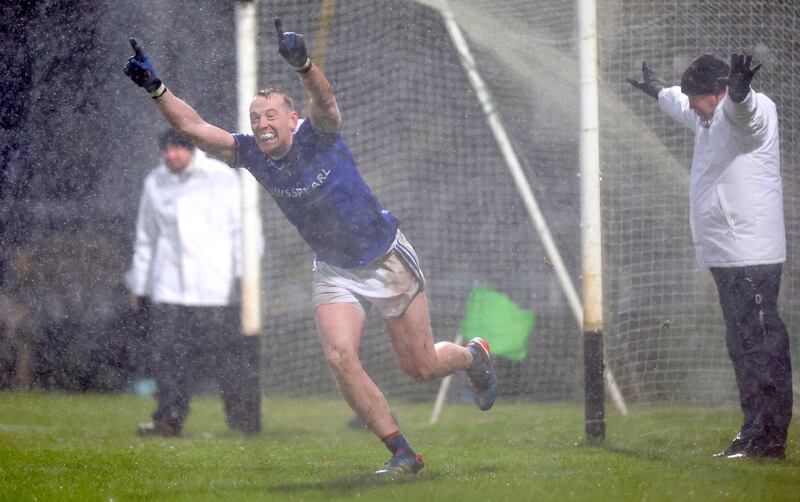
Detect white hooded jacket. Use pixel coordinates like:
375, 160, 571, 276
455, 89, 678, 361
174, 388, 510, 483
658, 86, 785, 268
125, 150, 263, 306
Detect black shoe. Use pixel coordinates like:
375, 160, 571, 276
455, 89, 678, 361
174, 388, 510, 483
728, 442, 786, 460
230, 423, 260, 435
136, 421, 181, 437
712, 433, 749, 458
759, 444, 786, 460
228, 418, 261, 435
714, 433, 785, 460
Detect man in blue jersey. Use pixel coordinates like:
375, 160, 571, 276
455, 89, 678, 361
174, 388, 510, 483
124, 19, 497, 475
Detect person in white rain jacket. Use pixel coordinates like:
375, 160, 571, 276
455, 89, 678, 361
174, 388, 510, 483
126, 129, 263, 436
629, 53, 791, 459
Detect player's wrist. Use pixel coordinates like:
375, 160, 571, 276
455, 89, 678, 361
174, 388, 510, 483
294, 58, 312, 74
648, 84, 663, 99
148, 81, 167, 99
728, 82, 750, 103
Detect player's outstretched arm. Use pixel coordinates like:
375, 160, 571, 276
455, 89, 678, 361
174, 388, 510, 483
274, 18, 341, 134
716, 53, 761, 103
627, 61, 664, 100
123, 39, 236, 163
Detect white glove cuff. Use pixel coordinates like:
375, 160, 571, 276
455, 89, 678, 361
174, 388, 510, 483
149, 82, 167, 99
295, 59, 312, 74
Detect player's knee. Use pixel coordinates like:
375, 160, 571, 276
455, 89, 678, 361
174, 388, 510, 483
400, 361, 435, 382
324, 345, 360, 374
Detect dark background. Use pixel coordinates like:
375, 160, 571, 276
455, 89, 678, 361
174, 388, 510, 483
0, 0, 238, 390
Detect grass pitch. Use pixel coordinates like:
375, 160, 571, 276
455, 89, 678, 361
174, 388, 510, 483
1, 392, 798, 501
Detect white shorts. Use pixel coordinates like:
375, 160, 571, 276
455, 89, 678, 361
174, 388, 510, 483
311, 231, 426, 318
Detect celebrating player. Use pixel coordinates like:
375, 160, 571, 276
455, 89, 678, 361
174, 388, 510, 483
629, 54, 792, 459
123, 19, 497, 475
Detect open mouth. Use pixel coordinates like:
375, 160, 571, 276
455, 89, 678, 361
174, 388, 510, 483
259, 132, 276, 142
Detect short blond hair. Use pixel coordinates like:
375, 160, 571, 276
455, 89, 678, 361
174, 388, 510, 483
255, 88, 294, 111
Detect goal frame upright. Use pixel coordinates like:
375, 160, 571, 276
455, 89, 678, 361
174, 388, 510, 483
578, 0, 605, 442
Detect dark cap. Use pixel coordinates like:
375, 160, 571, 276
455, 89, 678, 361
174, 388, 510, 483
680, 54, 730, 96
158, 129, 195, 151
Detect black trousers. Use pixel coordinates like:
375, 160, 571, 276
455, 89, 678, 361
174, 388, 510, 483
150, 303, 261, 433
710, 264, 793, 448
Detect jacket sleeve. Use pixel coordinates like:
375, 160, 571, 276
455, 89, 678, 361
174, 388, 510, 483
124, 176, 157, 296
658, 86, 698, 132
721, 90, 772, 144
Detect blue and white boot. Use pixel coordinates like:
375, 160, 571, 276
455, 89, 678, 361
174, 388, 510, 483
466, 337, 497, 411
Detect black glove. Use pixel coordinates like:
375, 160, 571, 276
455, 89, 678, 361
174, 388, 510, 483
627, 62, 664, 100
123, 38, 165, 96
275, 18, 311, 73
717, 53, 761, 103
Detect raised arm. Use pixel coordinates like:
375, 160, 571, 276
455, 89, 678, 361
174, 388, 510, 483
628, 61, 696, 131
274, 19, 341, 133
627, 61, 665, 100
123, 39, 237, 163
717, 53, 761, 104
719, 53, 770, 140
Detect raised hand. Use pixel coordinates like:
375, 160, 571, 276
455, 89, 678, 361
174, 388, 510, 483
123, 38, 163, 94
275, 18, 311, 72
717, 53, 761, 103
627, 62, 664, 100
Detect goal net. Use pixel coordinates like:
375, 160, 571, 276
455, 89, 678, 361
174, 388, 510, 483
254, 0, 800, 409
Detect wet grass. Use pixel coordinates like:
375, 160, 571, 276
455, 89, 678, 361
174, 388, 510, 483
1, 392, 799, 501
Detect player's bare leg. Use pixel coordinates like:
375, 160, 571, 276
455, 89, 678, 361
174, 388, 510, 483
385, 292, 472, 380
316, 301, 426, 475
386, 292, 497, 411
314, 302, 398, 438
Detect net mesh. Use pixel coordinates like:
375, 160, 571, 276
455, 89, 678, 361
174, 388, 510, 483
254, 0, 799, 407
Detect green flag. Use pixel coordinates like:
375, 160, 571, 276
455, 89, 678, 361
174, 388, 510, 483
459, 285, 534, 361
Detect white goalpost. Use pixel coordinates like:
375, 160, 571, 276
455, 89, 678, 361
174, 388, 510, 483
427, 0, 627, 423
235, 0, 263, 337
577, 0, 609, 440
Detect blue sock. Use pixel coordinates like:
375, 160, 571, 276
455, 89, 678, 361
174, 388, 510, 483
382, 431, 415, 457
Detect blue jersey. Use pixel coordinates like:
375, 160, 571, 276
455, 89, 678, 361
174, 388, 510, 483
232, 120, 399, 268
